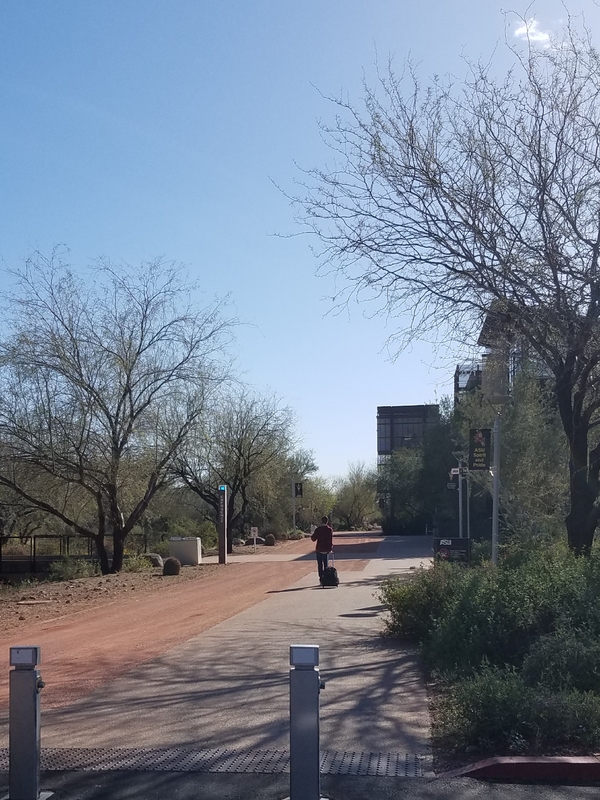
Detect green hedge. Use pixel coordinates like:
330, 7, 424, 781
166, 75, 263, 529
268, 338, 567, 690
381, 546, 600, 754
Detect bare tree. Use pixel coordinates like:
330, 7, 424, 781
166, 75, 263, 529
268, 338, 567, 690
175, 389, 298, 550
301, 21, 600, 554
0, 487, 46, 545
0, 253, 232, 572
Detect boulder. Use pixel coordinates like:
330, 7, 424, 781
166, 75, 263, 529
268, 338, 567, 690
144, 553, 164, 568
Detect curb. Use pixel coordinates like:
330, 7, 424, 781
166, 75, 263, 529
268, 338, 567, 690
441, 755, 600, 782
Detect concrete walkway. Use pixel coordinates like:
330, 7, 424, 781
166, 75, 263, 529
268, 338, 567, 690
37, 534, 433, 758
2, 534, 597, 799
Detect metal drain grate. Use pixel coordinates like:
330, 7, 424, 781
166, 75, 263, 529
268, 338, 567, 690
0, 747, 431, 777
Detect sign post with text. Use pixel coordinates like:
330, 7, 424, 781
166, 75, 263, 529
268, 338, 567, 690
218, 484, 227, 565
292, 481, 303, 531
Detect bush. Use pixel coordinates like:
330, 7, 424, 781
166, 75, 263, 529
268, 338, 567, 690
152, 539, 170, 557
122, 554, 153, 573
470, 538, 492, 565
47, 557, 97, 581
382, 546, 600, 675
288, 529, 304, 540
383, 543, 600, 755
380, 561, 465, 641
274, 531, 288, 541
522, 627, 600, 693
162, 557, 181, 576
196, 520, 218, 549
264, 534, 276, 546
436, 666, 600, 754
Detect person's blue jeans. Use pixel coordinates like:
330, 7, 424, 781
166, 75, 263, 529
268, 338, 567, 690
316, 551, 329, 579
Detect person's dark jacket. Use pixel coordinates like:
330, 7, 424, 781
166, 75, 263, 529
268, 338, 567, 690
311, 524, 333, 553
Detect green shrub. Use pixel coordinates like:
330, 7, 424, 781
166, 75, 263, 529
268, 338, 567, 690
470, 538, 492, 565
47, 557, 97, 581
196, 520, 218, 549
162, 557, 181, 576
383, 543, 600, 755
274, 531, 288, 541
288, 529, 304, 540
122, 554, 153, 573
382, 546, 600, 675
380, 561, 465, 641
522, 627, 600, 693
436, 666, 600, 754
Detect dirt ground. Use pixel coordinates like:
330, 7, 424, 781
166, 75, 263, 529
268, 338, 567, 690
0, 537, 322, 710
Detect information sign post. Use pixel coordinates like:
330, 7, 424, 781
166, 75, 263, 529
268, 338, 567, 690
292, 481, 302, 532
218, 485, 227, 565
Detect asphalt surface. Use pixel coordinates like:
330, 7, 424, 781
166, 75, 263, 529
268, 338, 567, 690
2, 771, 599, 800
2, 534, 597, 799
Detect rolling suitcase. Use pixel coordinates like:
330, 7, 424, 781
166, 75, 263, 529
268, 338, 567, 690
320, 553, 339, 588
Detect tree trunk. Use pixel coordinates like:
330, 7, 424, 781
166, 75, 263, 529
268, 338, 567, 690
226, 495, 237, 555
565, 462, 598, 555
565, 434, 598, 554
94, 534, 111, 575
111, 531, 125, 573
556, 374, 599, 554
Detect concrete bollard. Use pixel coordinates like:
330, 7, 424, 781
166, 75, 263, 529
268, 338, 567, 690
7, 646, 51, 800
289, 644, 324, 800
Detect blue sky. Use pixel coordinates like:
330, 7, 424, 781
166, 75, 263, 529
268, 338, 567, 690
0, 1, 596, 478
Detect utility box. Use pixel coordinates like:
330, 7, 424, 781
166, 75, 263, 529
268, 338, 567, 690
168, 537, 202, 566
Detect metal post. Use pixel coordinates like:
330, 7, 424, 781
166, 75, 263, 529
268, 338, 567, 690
491, 413, 501, 565
290, 645, 322, 800
458, 458, 464, 538
466, 472, 471, 540
8, 646, 50, 800
292, 479, 296, 532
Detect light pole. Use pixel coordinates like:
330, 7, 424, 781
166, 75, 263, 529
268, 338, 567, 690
491, 412, 501, 565
452, 451, 465, 538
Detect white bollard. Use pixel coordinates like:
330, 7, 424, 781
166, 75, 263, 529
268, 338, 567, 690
289, 645, 323, 800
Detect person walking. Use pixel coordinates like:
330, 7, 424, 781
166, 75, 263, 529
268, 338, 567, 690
311, 515, 333, 581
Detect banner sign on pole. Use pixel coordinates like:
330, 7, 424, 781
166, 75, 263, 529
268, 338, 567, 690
469, 428, 491, 471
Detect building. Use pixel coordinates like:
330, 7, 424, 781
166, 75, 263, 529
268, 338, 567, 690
376, 404, 440, 463
454, 362, 483, 403
477, 302, 552, 399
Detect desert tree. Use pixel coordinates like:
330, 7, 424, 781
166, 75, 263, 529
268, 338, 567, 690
175, 388, 299, 550
0, 253, 232, 572
333, 462, 378, 530
0, 485, 47, 545
301, 20, 600, 553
